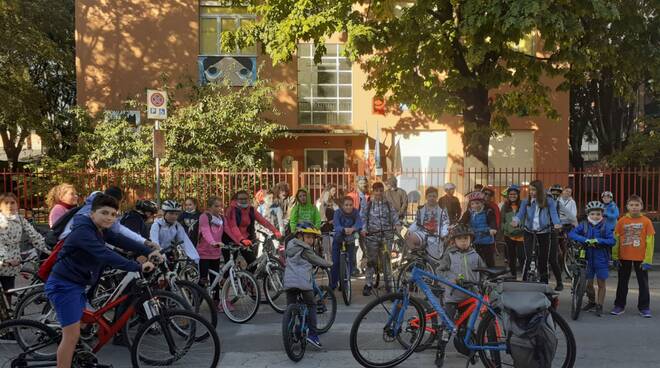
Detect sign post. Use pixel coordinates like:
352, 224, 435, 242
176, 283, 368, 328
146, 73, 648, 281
147, 90, 167, 204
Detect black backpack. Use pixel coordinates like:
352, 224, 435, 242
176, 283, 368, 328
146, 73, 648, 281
45, 205, 84, 247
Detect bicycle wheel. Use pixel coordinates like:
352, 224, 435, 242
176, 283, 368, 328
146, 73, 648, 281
315, 285, 337, 334
350, 292, 426, 368
221, 270, 260, 323
563, 247, 576, 280
396, 299, 439, 353
282, 304, 306, 362
395, 260, 435, 300
570, 268, 587, 321
178, 260, 201, 283
173, 280, 218, 339
263, 265, 287, 313
0, 319, 59, 364
340, 252, 352, 305
477, 308, 576, 368
13, 289, 59, 328
123, 290, 192, 346
131, 309, 220, 368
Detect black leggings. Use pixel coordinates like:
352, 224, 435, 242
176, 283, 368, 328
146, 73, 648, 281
549, 231, 564, 285
504, 237, 525, 277
523, 232, 551, 283
199, 258, 221, 300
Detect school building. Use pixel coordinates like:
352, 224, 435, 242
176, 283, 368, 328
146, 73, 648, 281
75, 0, 570, 191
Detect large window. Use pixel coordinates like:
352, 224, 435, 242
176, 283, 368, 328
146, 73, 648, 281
298, 44, 352, 125
304, 149, 345, 170
200, 5, 256, 56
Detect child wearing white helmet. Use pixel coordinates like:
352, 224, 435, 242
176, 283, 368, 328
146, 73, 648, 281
569, 201, 615, 316
149, 200, 200, 263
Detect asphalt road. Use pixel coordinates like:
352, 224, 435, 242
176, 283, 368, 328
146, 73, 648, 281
87, 268, 660, 368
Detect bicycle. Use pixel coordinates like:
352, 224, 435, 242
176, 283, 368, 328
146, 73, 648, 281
521, 226, 552, 283
0, 271, 220, 368
398, 268, 511, 354
337, 232, 359, 306
282, 276, 337, 362
367, 229, 402, 293
569, 240, 588, 320
250, 230, 287, 313
349, 266, 576, 368
205, 243, 260, 323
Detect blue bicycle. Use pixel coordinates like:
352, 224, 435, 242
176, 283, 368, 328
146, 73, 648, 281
282, 277, 337, 362
349, 266, 576, 368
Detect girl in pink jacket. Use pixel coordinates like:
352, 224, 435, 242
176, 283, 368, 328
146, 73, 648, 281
197, 196, 225, 303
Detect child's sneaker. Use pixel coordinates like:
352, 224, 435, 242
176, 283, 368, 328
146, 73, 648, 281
610, 306, 625, 316
306, 335, 322, 349
582, 301, 597, 312
595, 304, 603, 317
640, 309, 652, 318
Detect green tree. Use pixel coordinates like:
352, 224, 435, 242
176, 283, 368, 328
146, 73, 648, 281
0, 0, 75, 169
225, 0, 618, 166
163, 81, 287, 170
565, 0, 659, 169
608, 118, 660, 168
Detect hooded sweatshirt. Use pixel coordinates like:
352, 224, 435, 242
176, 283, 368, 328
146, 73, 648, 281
436, 246, 486, 303
289, 188, 321, 232
283, 237, 332, 291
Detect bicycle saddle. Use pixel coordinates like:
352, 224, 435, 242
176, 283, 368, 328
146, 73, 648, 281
472, 267, 509, 278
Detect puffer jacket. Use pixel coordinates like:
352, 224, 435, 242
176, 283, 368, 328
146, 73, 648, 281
436, 246, 486, 303
283, 238, 332, 291
569, 220, 615, 270
459, 208, 496, 245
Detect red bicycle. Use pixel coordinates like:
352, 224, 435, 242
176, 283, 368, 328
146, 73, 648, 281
0, 272, 221, 368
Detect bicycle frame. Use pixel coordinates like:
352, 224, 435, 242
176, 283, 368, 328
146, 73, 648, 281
80, 294, 134, 353
409, 296, 488, 335
394, 267, 506, 352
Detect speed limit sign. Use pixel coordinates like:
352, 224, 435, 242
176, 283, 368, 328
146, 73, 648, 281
147, 90, 168, 119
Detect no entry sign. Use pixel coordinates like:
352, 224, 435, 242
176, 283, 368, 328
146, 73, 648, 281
147, 90, 168, 119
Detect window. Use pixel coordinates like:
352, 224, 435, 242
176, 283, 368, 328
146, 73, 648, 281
509, 31, 538, 56
200, 5, 256, 56
304, 149, 345, 170
298, 44, 352, 125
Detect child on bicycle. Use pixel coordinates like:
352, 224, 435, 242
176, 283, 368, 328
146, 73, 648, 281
329, 196, 363, 290
283, 222, 332, 349
149, 200, 200, 263
360, 182, 401, 296
45, 194, 162, 368
405, 186, 450, 261
569, 201, 615, 316
435, 224, 486, 367
458, 191, 497, 267
611, 195, 655, 318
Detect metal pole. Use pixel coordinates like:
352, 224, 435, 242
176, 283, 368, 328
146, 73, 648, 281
155, 120, 161, 205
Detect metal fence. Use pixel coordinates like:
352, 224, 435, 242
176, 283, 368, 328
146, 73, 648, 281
1, 168, 658, 223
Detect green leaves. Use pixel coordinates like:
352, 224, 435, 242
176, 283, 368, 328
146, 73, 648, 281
162, 80, 288, 170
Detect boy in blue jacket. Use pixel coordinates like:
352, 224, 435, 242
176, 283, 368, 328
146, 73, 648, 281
45, 194, 163, 368
569, 201, 615, 316
330, 196, 363, 290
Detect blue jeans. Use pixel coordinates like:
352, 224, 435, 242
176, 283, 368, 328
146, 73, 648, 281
330, 234, 356, 289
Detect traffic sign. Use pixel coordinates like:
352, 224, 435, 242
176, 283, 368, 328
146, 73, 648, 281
147, 90, 168, 119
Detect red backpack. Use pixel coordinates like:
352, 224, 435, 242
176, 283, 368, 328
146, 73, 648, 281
37, 240, 64, 282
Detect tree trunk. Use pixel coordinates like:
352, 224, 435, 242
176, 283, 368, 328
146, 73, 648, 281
460, 86, 491, 167
0, 129, 29, 171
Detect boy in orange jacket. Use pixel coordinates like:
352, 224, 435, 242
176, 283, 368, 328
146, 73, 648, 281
611, 195, 655, 318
